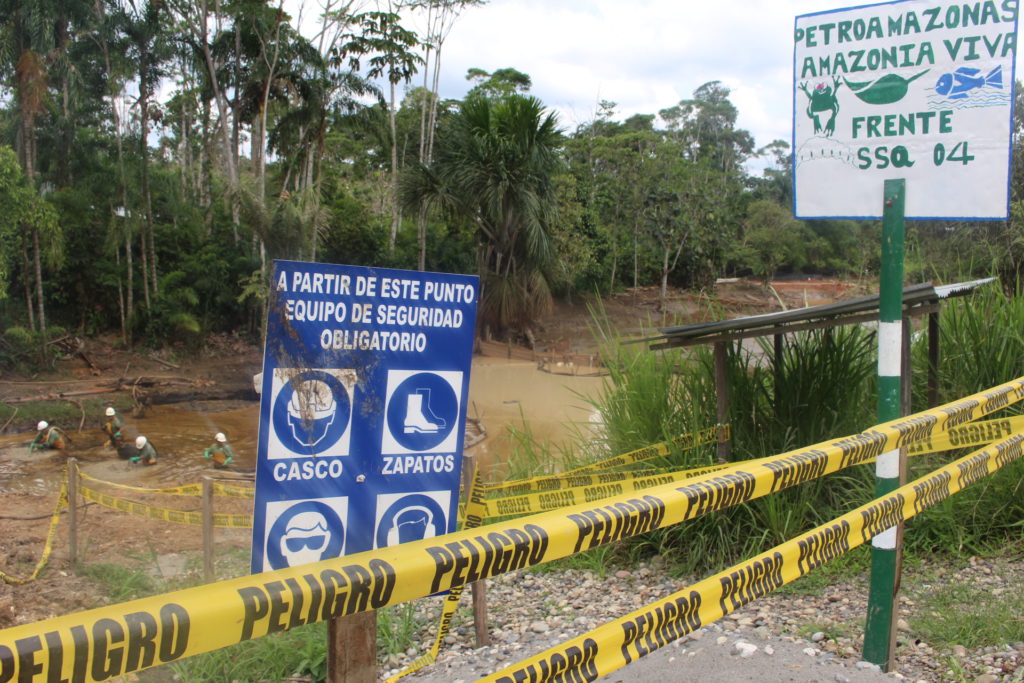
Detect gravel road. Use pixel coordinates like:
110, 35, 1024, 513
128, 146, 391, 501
385, 554, 1024, 682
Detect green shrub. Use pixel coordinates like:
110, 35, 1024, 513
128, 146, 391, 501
0, 325, 67, 372
907, 286, 1024, 552
579, 323, 879, 575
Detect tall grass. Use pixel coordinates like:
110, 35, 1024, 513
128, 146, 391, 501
906, 285, 1024, 553
913, 283, 1024, 400
504, 289, 1024, 572
578, 319, 879, 575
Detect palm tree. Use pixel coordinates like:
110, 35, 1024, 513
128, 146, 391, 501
401, 94, 563, 337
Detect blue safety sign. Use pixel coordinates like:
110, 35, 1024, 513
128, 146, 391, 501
251, 261, 479, 573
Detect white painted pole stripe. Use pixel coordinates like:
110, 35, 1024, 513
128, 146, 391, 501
875, 449, 900, 479
877, 321, 902, 378
871, 525, 898, 550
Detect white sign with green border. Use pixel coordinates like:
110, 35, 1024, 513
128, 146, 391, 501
793, 0, 1019, 220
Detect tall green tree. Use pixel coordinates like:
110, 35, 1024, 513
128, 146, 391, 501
408, 0, 484, 270
342, 8, 422, 252
0, 146, 61, 327
123, 0, 174, 306
401, 94, 562, 336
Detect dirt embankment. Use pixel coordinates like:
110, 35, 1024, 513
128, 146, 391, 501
0, 332, 263, 434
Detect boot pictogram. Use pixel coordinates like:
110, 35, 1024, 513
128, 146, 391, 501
404, 389, 447, 434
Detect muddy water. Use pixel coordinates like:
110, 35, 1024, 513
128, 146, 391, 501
465, 357, 605, 477
0, 357, 606, 492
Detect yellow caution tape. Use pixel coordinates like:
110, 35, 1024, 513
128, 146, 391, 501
479, 464, 734, 520
78, 472, 204, 497
907, 414, 1024, 456
478, 415, 1024, 520
0, 469, 68, 586
0, 377, 1021, 682
77, 473, 255, 499
457, 463, 733, 522
566, 424, 728, 474
386, 469, 489, 682
481, 425, 728, 495
211, 483, 255, 499
481, 429, 1024, 682
79, 487, 252, 529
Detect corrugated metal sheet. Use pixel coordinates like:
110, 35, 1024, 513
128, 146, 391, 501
634, 279, 995, 346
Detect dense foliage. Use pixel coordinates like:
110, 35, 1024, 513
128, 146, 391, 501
573, 289, 1024, 575
1, 0, 1023, 356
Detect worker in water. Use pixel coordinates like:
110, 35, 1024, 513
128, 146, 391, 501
30, 421, 67, 451
101, 406, 124, 448
131, 435, 158, 465
204, 432, 235, 469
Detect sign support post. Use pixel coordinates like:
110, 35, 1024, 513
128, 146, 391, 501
863, 178, 906, 670
328, 612, 377, 682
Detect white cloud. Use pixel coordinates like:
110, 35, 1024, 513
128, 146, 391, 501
433, 0, 1024, 151
289, 0, 1024, 158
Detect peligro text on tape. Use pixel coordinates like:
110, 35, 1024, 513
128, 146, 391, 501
480, 430, 1024, 683
1, 378, 1021, 682
484, 462, 764, 521
563, 425, 726, 475
484, 467, 664, 498
483, 414, 1024, 521
907, 415, 1024, 455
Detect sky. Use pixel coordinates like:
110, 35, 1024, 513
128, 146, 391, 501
284, 0, 1024, 173
418, 0, 860, 149
390, 0, 1023, 162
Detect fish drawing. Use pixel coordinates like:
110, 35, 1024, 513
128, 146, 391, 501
844, 70, 929, 105
934, 66, 1002, 99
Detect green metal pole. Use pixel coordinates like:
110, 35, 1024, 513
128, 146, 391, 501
863, 178, 906, 670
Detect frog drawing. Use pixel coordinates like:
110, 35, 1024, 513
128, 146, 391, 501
799, 76, 842, 137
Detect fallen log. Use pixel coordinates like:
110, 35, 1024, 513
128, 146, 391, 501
2, 377, 211, 403
146, 354, 180, 370
4, 387, 121, 403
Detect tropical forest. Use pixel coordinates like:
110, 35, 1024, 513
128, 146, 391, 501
2, 2, 1024, 681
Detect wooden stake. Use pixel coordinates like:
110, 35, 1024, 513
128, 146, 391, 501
202, 476, 214, 583
68, 458, 78, 566
327, 612, 376, 683
463, 454, 490, 646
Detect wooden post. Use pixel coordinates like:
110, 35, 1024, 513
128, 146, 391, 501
773, 333, 785, 412
202, 477, 214, 583
927, 310, 940, 408
67, 458, 78, 567
328, 612, 376, 683
713, 341, 731, 462
462, 454, 490, 646
901, 318, 912, 415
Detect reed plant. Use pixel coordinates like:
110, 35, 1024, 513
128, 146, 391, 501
576, 321, 880, 575
905, 284, 1024, 553
508, 288, 1024, 573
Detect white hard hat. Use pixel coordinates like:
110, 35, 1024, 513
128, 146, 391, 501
37, 421, 48, 431
105, 407, 116, 417
215, 432, 227, 443
136, 435, 148, 449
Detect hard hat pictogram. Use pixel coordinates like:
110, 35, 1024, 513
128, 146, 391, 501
270, 369, 355, 457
